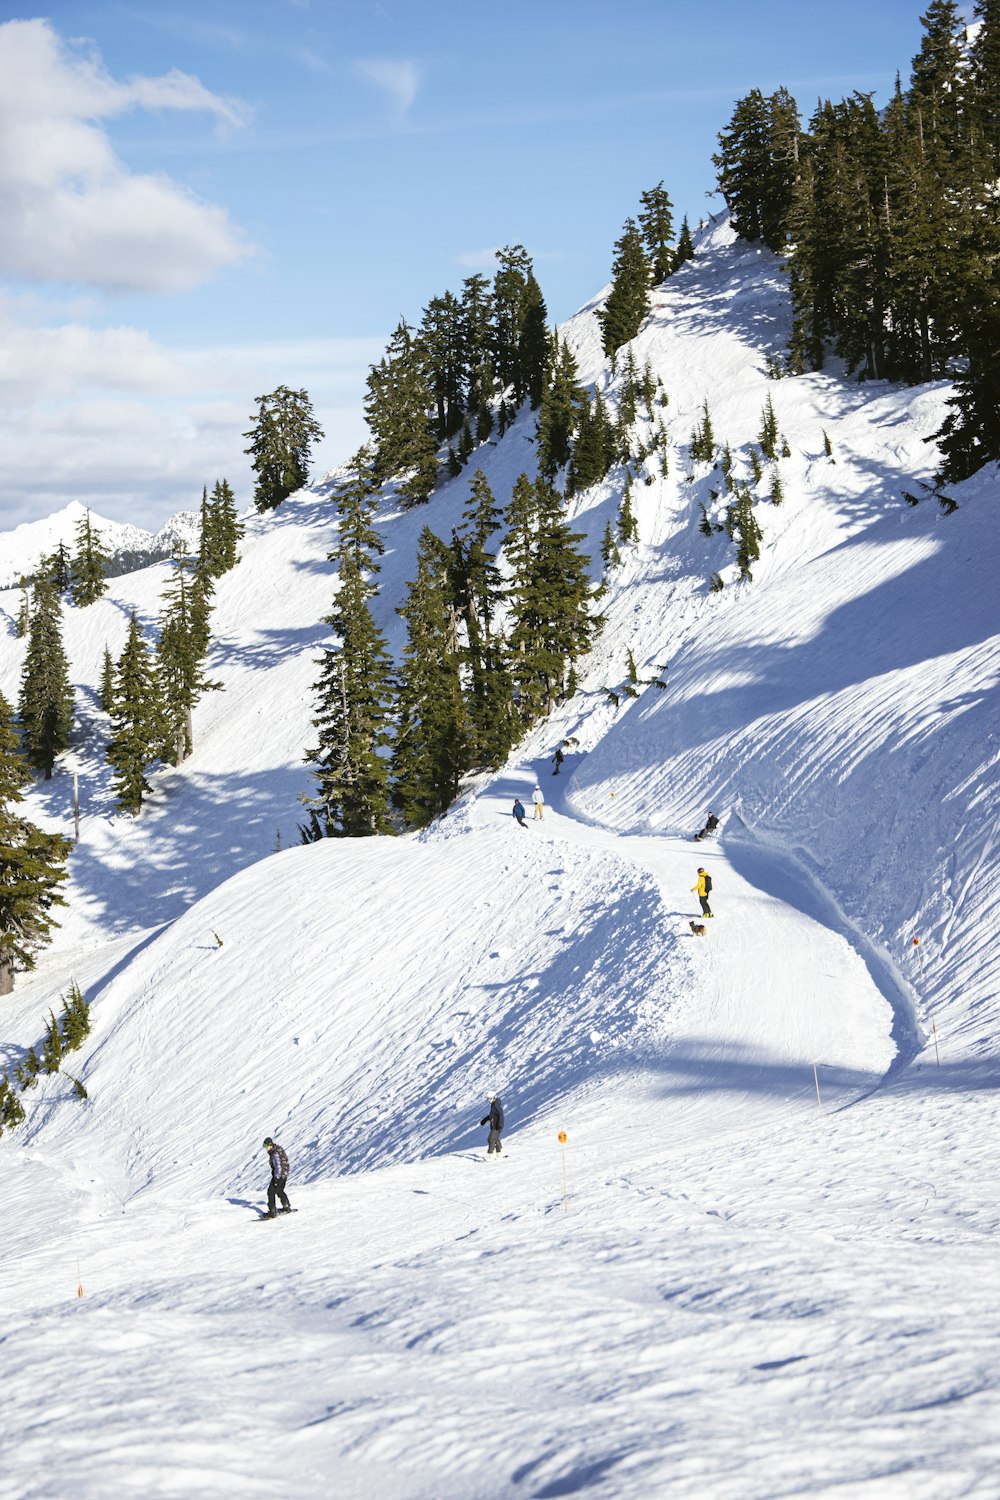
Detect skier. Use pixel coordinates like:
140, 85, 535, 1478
532, 784, 545, 820
512, 798, 528, 828
552, 746, 565, 775
479, 1093, 505, 1155
261, 1136, 292, 1218
694, 811, 719, 842
691, 867, 714, 918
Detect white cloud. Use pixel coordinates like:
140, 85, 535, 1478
0, 19, 250, 292
453, 247, 501, 271
353, 57, 421, 116
0, 309, 382, 531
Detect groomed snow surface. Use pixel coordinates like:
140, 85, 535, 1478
2, 220, 999, 1498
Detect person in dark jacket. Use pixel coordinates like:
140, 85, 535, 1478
262, 1136, 292, 1217
512, 799, 527, 827
479, 1094, 505, 1155
552, 746, 565, 775
694, 811, 719, 841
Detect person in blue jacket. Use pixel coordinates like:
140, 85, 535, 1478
479, 1094, 505, 1155
512, 798, 527, 828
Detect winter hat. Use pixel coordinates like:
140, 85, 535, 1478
263, 1137, 274, 1148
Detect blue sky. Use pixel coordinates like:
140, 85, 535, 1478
0, 0, 947, 532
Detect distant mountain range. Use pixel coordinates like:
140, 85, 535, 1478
0, 500, 201, 589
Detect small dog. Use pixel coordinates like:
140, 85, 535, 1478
689, 921, 707, 938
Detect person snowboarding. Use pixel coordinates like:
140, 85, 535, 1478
512, 798, 528, 827
261, 1136, 292, 1218
691, 867, 714, 918
552, 746, 565, 775
694, 811, 719, 841
479, 1093, 505, 1155
532, 784, 545, 820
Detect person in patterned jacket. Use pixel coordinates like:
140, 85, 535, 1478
262, 1136, 292, 1218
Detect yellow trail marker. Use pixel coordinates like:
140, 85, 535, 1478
558, 1132, 569, 1211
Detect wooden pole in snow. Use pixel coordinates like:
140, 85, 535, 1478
73, 769, 80, 844
812, 1061, 822, 1111
558, 1131, 568, 1212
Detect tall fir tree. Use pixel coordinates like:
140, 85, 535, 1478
0, 692, 70, 996
244, 386, 324, 512
598, 218, 652, 365
157, 553, 219, 764
536, 336, 583, 480
198, 480, 243, 579
69, 508, 110, 606
303, 451, 394, 838
492, 244, 533, 400
391, 528, 468, 827
99, 645, 115, 713
18, 580, 73, 779
363, 321, 439, 505
713, 87, 801, 250
459, 272, 496, 422
107, 612, 164, 815
453, 470, 518, 767
505, 476, 601, 722
673, 215, 696, 270
638, 181, 675, 284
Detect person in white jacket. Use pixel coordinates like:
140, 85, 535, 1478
532, 784, 545, 820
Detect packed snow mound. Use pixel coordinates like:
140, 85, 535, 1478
20, 822, 682, 1208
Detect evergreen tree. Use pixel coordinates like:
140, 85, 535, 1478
617, 478, 639, 545
198, 480, 243, 579
157, 553, 219, 764
363, 321, 439, 505
759, 394, 779, 459
107, 612, 164, 815
99, 646, 115, 713
43, 542, 72, 594
506, 476, 601, 722
517, 271, 551, 409
453, 471, 518, 767
459, 273, 495, 422
673, 216, 696, 270
15, 579, 30, 638
244, 386, 325, 512
18, 580, 73, 779
567, 391, 616, 495
492, 244, 533, 399
730, 484, 764, 580
68, 509, 110, 606
420, 290, 466, 440
0, 691, 70, 996
638, 181, 675, 283
600, 518, 622, 571
536, 336, 583, 480
713, 87, 801, 250
391, 528, 468, 827
968, 0, 1000, 171
303, 450, 394, 837
690, 401, 716, 464
598, 218, 652, 364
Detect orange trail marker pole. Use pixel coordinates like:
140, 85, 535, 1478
912, 935, 925, 979
812, 1061, 822, 1111
76, 1258, 83, 1299
558, 1131, 568, 1212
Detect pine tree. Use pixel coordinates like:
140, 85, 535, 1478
18, 580, 73, 779
391, 528, 468, 827
600, 518, 622, 571
15, 579, 30, 638
506, 476, 601, 722
730, 484, 764, 580
453, 471, 518, 767
0, 692, 70, 996
420, 290, 466, 440
68, 509, 110, 607
107, 612, 165, 815
617, 477, 639, 545
968, 0, 1000, 171
638, 181, 675, 283
364, 321, 439, 505
536, 336, 583, 480
303, 450, 394, 837
492, 244, 533, 400
518, 271, 551, 409
43, 542, 72, 594
759, 394, 779, 459
673, 216, 696, 270
713, 87, 801, 250
198, 480, 243, 579
244, 386, 325, 512
598, 219, 652, 365
99, 646, 115, 713
770, 466, 784, 504
690, 401, 716, 465
459, 273, 495, 422
157, 553, 219, 764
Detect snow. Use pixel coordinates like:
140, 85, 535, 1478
1, 216, 999, 1498
0, 499, 200, 589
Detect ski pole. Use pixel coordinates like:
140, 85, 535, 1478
812, 1061, 822, 1111
558, 1131, 568, 1212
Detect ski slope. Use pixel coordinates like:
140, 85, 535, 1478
1, 218, 999, 1498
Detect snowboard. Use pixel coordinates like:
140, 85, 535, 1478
257, 1208, 298, 1220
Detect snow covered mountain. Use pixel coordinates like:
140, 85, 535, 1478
1, 218, 998, 1498
0, 498, 201, 588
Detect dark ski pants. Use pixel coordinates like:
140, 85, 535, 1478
487, 1129, 503, 1154
268, 1175, 291, 1214
698, 896, 713, 918
515, 814, 527, 828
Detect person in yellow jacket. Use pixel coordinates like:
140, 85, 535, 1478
691, 867, 713, 918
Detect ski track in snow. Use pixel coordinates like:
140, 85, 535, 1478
2, 218, 1000, 1498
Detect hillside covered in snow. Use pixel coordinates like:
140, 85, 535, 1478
1, 218, 999, 1499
